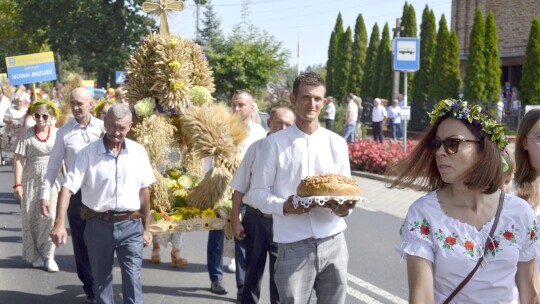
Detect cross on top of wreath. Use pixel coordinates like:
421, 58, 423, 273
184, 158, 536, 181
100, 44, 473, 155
142, 0, 185, 36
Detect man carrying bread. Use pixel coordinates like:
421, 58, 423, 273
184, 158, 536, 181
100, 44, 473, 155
231, 106, 295, 304
245, 72, 356, 304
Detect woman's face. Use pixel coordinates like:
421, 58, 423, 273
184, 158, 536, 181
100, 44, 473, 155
33, 107, 52, 128
523, 120, 540, 172
433, 118, 481, 184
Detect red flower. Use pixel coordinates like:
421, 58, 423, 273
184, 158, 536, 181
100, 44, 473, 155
488, 240, 499, 251
420, 225, 430, 236
531, 230, 536, 240
503, 231, 514, 241
445, 236, 456, 246
464, 241, 474, 251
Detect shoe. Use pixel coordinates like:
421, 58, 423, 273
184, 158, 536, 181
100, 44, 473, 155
32, 256, 44, 268
171, 248, 188, 267
151, 243, 161, 264
237, 286, 243, 302
85, 295, 97, 304
46, 259, 59, 272
227, 258, 236, 272
210, 281, 228, 295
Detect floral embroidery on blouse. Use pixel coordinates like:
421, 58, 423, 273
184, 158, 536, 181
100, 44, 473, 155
406, 219, 431, 239
500, 224, 519, 245
434, 229, 459, 250
528, 220, 539, 242
461, 237, 481, 258
487, 238, 501, 257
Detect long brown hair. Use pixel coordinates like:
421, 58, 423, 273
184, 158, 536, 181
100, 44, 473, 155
515, 109, 540, 209
387, 116, 503, 194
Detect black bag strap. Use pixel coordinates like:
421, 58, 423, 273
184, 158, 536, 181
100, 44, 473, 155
443, 190, 505, 304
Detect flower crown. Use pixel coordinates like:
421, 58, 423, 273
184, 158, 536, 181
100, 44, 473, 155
93, 98, 116, 117
28, 99, 60, 119
428, 99, 509, 150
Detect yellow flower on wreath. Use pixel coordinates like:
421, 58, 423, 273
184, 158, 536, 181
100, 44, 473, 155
201, 208, 216, 219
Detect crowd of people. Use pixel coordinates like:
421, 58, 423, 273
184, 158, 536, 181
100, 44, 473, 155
5, 72, 540, 304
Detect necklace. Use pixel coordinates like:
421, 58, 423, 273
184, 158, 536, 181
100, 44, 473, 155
34, 126, 51, 142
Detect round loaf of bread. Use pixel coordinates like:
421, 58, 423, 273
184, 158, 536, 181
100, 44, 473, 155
296, 174, 360, 197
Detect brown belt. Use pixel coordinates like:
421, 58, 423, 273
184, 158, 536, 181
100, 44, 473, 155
81, 205, 144, 222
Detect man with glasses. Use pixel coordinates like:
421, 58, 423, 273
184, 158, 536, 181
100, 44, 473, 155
40, 87, 104, 304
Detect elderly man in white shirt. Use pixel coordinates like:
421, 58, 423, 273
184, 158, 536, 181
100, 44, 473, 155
245, 72, 356, 304
50, 104, 155, 304
371, 97, 387, 143
40, 87, 103, 303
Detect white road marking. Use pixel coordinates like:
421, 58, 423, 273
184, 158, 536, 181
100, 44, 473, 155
347, 273, 408, 304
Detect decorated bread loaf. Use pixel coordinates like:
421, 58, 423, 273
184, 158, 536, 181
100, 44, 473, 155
296, 174, 360, 197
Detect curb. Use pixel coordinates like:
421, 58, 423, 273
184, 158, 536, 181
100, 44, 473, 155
351, 170, 388, 183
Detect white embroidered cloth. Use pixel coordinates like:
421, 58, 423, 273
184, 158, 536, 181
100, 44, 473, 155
292, 195, 367, 209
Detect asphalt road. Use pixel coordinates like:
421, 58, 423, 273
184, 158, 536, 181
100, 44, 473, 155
0, 163, 418, 303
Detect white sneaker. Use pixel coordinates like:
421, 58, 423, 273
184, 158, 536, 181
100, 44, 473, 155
32, 256, 44, 268
46, 259, 59, 272
227, 258, 236, 272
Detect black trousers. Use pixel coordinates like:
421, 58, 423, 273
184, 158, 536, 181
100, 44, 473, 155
241, 206, 279, 304
68, 191, 94, 297
372, 121, 384, 142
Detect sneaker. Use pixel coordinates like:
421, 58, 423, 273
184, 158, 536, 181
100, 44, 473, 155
210, 281, 228, 295
227, 258, 236, 272
46, 259, 59, 272
32, 256, 44, 268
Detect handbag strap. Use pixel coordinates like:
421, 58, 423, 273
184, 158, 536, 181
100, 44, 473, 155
442, 190, 505, 304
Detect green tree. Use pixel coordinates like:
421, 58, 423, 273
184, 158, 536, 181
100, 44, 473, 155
19, 0, 154, 87
334, 27, 353, 99
372, 23, 391, 99
411, 5, 436, 129
430, 15, 460, 100
210, 25, 290, 98
326, 13, 344, 97
484, 11, 502, 103
463, 9, 486, 102
447, 31, 462, 98
348, 14, 367, 96
195, 0, 223, 48
361, 23, 379, 99
521, 18, 540, 105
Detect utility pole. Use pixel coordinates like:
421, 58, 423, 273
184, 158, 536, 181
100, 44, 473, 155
392, 18, 403, 101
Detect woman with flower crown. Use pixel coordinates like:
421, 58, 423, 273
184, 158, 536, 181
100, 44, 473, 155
388, 99, 540, 303
13, 99, 62, 273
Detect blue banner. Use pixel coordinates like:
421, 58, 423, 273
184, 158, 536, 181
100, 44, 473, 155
6, 52, 57, 85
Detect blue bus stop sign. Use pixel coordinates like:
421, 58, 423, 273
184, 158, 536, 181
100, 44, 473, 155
393, 38, 420, 72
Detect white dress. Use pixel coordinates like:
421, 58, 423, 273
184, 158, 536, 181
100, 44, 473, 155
396, 191, 540, 304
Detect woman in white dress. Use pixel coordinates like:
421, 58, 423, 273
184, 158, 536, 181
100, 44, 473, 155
388, 99, 540, 303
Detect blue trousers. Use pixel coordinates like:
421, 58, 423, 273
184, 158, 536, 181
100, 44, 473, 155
207, 206, 246, 288
68, 191, 94, 298
342, 123, 356, 143
84, 217, 144, 304
391, 123, 402, 140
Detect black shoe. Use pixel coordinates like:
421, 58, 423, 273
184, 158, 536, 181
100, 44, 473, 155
85, 296, 97, 304
210, 281, 228, 295
237, 286, 243, 302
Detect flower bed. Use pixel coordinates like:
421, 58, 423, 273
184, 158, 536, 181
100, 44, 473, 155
348, 140, 416, 175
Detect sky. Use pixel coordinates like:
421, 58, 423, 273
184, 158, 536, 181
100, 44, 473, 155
167, 0, 452, 71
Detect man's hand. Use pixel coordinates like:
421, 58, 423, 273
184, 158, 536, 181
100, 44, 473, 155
283, 195, 316, 215
41, 199, 51, 216
231, 217, 246, 240
143, 230, 152, 247
321, 199, 357, 217
50, 224, 68, 247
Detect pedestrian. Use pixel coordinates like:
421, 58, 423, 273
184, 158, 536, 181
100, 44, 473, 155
49, 103, 154, 304
2, 94, 28, 164
0, 87, 12, 166
13, 99, 61, 272
371, 98, 387, 143
355, 96, 363, 141
245, 72, 356, 304
323, 96, 335, 131
342, 93, 358, 143
114, 87, 129, 105
40, 87, 104, 303
230, 106, 295, 304
496, 97, 505, 124
390, 99, 539, 303
387, 99, 402, 141
207, 89, 266, 297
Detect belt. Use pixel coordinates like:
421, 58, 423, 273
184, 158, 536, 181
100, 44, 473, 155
246, 205, 272, 220
96, 211, 144, 222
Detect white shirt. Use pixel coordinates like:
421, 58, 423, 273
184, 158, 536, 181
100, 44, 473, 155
240, 120, 266, 158
397, 191, 540, 303
245, 124, 351, 243
324, 102, 335, 120
0, 96, 11, 127
40, 117, 104, 200
371, 105, 387, 123
230, 138, 265, 197
387, 106, 401, 124
64, 137, 156, 212
345, 101, 358, 125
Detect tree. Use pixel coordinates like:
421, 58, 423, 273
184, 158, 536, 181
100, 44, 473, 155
361, 23, 379, 99
484, 11, 502, 103
195, 0, 223, 48
411, 5, 436, 129
372, 23, 391, 99
348, 14, 367, 96
326, 13, 344, 97
334, 26, 353, 99
447, 31, 462, 99
430, 15, 460, 101
521, 18, 540, 105
463, 9, 486, 102
210, 25, 290, 98
19, 0, 155, 87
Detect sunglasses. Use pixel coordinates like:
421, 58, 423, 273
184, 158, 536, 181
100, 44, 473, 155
430, 138, 481, 155
33, 113, 50, 120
